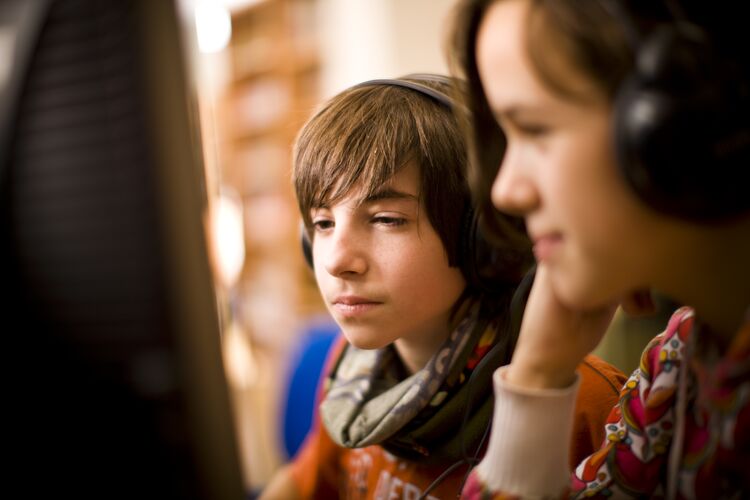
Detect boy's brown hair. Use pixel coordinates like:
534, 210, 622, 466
293, 75, 471, 268
293, 74, 535, 386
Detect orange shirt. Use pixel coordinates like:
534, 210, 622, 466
289, 336, 625, 500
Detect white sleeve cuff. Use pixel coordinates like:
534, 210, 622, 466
474, 366, 580, 498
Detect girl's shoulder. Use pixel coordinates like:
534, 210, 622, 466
641, 306, 694, 368
618, 306, 693, 412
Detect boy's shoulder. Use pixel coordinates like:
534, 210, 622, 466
579, 354, 628, 395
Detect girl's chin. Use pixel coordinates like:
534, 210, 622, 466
551, 271, 619, 312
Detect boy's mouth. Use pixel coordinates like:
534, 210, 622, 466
332, 295, 382, 317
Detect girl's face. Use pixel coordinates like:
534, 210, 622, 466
310, 161, 466, 356
476, 0, 675, 309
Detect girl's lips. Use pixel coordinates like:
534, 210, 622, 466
533, 234, 563, 262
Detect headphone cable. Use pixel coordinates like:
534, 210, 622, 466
418, 266, 536, 499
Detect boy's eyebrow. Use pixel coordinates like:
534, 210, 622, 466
362, 188, 419, 204
310, 188, 418, 211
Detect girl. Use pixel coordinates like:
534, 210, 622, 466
450, 0, 750, 497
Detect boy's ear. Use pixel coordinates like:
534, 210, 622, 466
300, 222, 313, 270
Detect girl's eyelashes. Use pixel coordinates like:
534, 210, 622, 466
499, 117, 551, 138
518, 124, 550, 137
508, 122, 550, 138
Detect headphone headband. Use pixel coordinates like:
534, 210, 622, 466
352, 74, 456, 110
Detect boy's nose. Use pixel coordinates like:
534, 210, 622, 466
321, 228, 368, 277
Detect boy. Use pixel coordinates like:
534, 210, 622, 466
260, 74, 626, 499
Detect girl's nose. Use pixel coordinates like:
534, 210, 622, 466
491, 146, 539, 216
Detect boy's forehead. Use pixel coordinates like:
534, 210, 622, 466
319, 160, 422, 207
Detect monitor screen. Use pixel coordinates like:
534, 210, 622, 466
1, 0, 245, 498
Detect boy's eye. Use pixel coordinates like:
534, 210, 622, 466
372, 216, 406, 226
312, 219, 334, 231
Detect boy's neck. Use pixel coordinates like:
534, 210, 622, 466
392, 298, 474, 374
393, 322, 453, 375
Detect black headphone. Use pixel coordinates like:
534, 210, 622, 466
300, 74, 520, 295
604, 0, 750, 221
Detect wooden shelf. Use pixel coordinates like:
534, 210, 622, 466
217, 0, 327, 342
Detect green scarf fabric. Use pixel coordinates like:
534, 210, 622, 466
319, 302, 507, 464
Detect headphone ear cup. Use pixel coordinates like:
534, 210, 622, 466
300, 224, 313, 270
614, 24, 750, 220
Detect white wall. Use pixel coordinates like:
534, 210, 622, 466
316, 0, 458, 98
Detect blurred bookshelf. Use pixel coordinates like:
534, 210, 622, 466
212, 0, 328, 489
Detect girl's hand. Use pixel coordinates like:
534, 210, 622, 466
505, 265, 618, 389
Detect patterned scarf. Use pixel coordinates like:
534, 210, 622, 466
319, 301, 507, 464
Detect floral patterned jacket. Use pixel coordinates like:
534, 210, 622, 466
463, 306, 750, 499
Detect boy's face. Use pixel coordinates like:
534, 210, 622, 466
309, 161, 466, 353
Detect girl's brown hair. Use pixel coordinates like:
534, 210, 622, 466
448, 0, 635, 243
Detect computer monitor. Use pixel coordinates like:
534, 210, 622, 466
1, 1, 246, 498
